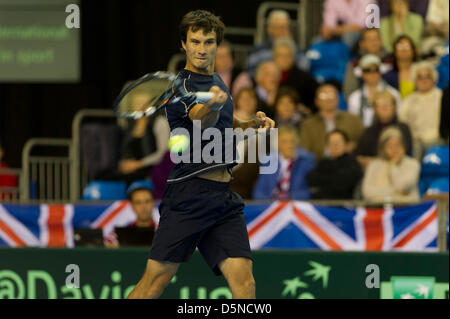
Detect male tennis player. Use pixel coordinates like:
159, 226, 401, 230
128, 10, 274, 299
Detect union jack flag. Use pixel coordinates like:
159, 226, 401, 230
245, 201, 438, 251
0, 202, 160, 248
0, 201, 439, 251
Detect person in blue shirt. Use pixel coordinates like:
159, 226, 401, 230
128, 10, 275, 299
253, 126, 315, 200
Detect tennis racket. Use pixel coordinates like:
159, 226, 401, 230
113, 71, 215, 119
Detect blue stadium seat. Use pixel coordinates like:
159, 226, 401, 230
437, 41, 449, 90
82, 181, 127, 200
425, 178, 449, 195
419, 145, 449, 195
306, 40, 351, 84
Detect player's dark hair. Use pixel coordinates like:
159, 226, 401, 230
179, 10, 225, 45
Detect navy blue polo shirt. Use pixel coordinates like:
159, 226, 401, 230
165, 69, 238, 184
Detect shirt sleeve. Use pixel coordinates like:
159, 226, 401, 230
323, 0, 338, 27
169, 77, 197, 119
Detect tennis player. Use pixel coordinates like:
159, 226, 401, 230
127, 10, 275, 299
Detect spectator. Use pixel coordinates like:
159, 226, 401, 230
233, 87, 258, 121
379, 0, 429, 19
380, 0, 424, 54
254, 61, 281, 119
299, 84, 364, 160
355, 90, 413, 169
362, 126, 420, 202
230, 135, 260, 200
118, 108, 170, 180
440, 86, 449, 142
214, 41, 253, 99
383, 35, 418, 99
247, 10, 309, 77
252, 126, 315, 200
274, 86, 303, 128
273, 37, 319, 113
307, 130, 363, 199
321, 0, 375, 50
424, 0, 449, 41
400, 61, 443, 160
348, 54, 401, 127
343, 28, 393, 99
105, 180, 156, 247
97, 89, 171, 186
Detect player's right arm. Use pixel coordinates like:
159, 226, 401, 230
188, 86, 227, 128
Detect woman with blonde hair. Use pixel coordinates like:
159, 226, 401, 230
362, 126, 420, 203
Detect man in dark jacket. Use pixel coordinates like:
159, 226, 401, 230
307, 130, 363, 199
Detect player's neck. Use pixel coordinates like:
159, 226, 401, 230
184, 61, 214, 76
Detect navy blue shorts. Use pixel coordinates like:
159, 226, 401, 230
148, 177, 253, 276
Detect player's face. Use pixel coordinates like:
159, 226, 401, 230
130, 190, 154, 223
182, 28, 217, 74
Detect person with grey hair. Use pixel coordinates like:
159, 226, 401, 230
399, 61, 443, 160
247, 9, 309, 78
254, 60, 281, 119
273, 37, 319, 113
362, 126, 420, 203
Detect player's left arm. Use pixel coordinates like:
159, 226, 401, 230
233, 111, 275, 131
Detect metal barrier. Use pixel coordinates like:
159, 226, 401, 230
302, 0, 326, 48
70, 109, 116, 202
20, 138, 73, 203
423, 193, 449, 252
0, 168, 21, 202
224, 27, 257, 70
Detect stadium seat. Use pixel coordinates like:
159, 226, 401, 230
82, 181, 127, 200
425, 178, 449, 195
306, 40, 351, 84
436, 41, 449, 90
419, 145, 449, 195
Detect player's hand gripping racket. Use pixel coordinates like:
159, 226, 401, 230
113, 71, 215, 119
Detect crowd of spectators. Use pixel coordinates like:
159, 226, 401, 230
91, 1, 448, 204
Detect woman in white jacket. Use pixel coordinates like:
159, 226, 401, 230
362, 126, 420, 203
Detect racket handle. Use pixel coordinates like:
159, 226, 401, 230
195, 92, 215, 103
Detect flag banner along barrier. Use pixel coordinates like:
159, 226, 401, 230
0, 201, 439, 251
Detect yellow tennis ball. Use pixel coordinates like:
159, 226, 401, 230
168, 134, 190, 153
